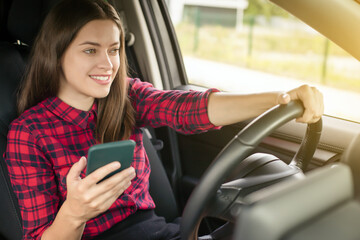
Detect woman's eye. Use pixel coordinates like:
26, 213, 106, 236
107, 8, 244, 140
109, 48, 120, 55
84, 49, 96, 54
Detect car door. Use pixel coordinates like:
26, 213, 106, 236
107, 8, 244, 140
116, 0, 360, 233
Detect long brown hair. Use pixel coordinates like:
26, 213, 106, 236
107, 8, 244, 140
18, 0, 135, 142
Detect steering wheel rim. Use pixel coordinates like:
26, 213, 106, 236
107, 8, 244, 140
180, 101, 322, 240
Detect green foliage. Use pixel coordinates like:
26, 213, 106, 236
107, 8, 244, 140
245, 0, 291, 19
175, 22, 360, 92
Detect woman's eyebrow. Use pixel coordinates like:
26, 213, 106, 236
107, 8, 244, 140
79, 41, 100, 46
79, 41, 120, 46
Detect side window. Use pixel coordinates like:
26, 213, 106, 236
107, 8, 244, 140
166, 0, 360, 122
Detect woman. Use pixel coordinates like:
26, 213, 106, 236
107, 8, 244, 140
4, 0, 323, 239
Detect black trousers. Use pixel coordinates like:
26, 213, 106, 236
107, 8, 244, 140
93, 210, 181, 240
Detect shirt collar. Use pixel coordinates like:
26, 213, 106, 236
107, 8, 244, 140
43, 97, 98, 129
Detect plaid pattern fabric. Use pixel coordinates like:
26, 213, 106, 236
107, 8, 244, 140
4, 78, 220, 239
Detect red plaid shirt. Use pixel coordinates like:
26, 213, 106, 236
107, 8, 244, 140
5, 78, 220, 239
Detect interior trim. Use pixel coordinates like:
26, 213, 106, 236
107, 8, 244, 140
116, 0, 163, 89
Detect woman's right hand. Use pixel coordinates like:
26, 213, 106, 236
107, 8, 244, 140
63, 156, 136, 224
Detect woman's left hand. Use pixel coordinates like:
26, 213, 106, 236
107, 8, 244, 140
277, 85, 324, 124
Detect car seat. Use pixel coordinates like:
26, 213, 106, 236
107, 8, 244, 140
0, 41, 26, 240
0, 0, 178, 239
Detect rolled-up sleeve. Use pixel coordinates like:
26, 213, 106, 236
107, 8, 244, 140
5, 123, 58, 240
129, 78, 221, 134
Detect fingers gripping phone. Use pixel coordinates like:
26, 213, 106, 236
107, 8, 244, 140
86, 140, 135, 181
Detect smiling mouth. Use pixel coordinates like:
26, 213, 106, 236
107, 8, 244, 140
90, 75, 111, 81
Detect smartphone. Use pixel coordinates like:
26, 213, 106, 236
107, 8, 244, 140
86, 140, 135, 181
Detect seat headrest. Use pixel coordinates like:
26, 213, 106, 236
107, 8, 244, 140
0, 42, 26, 136
0, 0, 11, 41
7, 0, 60, 45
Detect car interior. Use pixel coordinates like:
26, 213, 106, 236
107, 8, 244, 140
1, 0, 360, 239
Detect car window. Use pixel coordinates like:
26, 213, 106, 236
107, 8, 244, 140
166, 0, 360, 122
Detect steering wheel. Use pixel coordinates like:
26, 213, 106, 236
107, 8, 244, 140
180, 101, 322, 240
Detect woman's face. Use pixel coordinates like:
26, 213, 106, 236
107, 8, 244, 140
58, 19, 121, 111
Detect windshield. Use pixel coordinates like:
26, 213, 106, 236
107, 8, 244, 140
167, 0, 360, 122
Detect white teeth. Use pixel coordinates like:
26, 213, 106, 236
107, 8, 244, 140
90, 75, 109, 81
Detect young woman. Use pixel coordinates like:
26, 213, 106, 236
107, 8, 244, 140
4, 0, 323, 239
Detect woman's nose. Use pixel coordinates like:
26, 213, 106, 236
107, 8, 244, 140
98, 52, 113, 70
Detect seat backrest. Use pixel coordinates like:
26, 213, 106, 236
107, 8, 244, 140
145, 129, 179, 222
0, 42, 26, 240
0, 0, 46, 238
